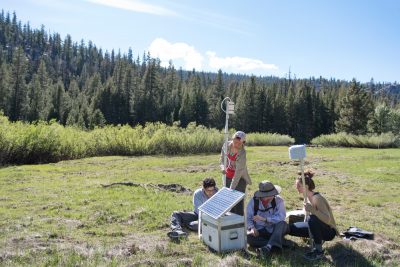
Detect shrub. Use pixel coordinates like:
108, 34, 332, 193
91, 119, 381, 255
0, 114, 295, 165
311, 132, 399, 148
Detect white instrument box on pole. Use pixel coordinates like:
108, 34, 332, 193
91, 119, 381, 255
289, 144, 306, 160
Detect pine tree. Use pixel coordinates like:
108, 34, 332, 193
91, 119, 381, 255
28, 60, 52, 121
89, 108, 106, 128
253, 86, 267, 132
9, 46, 28, 121
335, 79, 374, 134
270, 87, 287, 134
234, 76, 258, 132
162, 61, 179, 124
0, 62, 11, 114
179, 85, 195, 127
139, 58, 160, 123
207, 69, 225, 128
191, 75, 208, 125
49, 79, 67, 123
291, 82, 314, 143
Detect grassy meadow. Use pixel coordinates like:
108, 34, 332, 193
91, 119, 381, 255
0, 146, 399, 266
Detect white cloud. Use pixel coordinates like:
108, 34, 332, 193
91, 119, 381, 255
85, 0, 176, 16
148, 38, 279, 75
148, 38, 204, 70
206, 51, 278, 73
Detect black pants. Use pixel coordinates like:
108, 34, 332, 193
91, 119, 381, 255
170, 211, 198, 231
225, 177, 246, 216
289, 215, 336, 245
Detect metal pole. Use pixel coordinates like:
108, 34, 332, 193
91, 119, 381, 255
221, 97, 232, 188
243, 196, 248, 251
300, 158, 307, 218
222, 105, 229, 187
300, 158, 314, 249
198, 210, 202, 239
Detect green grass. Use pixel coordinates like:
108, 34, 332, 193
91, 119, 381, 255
0, 147, 399, 266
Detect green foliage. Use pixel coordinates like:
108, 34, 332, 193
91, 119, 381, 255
368, 104, 400, 134
368, 104, 391, 134
335, 79, 374, 134
246, 132, 294, 146
311, 132, 400, 148
1, 11, 399, 145
0, 114, 293, 165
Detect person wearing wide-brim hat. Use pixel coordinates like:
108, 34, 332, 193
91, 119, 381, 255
246, 180, 289, 256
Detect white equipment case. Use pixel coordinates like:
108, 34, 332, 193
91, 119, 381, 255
201, 212, 245, 252
198, 187, 246, 252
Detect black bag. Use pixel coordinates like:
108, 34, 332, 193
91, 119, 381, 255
342, 226, 374, 240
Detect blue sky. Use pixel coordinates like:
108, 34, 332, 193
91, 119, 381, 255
2, 0, 399, 82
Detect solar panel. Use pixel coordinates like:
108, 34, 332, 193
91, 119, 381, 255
198, 187, 245, 219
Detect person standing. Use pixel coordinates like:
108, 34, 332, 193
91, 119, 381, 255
220, 131, 252, 216
289, 170, 339, 260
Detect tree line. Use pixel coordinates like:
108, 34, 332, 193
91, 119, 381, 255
0, 11, 399, 143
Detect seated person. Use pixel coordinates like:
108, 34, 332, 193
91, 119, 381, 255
246, 180, 288, 256
289, 170, 339, 260
167, 177, 218, 239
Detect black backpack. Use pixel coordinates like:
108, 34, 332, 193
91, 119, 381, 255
342, 226, 374, 240
253, 196, 276, 216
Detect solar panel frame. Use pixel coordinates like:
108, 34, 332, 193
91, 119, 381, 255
198, 187, 245, 219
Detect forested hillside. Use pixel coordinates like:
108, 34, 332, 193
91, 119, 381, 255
0, 10, 399, 142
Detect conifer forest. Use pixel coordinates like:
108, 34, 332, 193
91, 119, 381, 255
0, 11, 399, 143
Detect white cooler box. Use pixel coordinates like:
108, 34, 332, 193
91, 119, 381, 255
201, 212, 246, 252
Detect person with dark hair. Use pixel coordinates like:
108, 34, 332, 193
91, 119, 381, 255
167, 177, 218, 240
220, 131, 252, 215
289, 170, 339, 260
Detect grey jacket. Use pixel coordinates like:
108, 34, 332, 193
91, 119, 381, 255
220, 141, 252, 189
193, 187, 218, 215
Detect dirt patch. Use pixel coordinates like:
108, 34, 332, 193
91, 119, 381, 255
101, 182, 192, 194
97, 233, 169, 258
258, 160, 301, 167
167, 258, 193, 266
218, 254, 253, 267
154, 163, 217, 173
318, 169, 351, 181
155, 183, 192, 193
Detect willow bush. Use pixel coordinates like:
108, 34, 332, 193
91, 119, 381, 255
246, 132, 294, 146
0, 114, 295, 165
311, 132, 400, 148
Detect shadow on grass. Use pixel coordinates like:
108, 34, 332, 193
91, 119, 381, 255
326, 242, 375, 267
226, 239, 377, 267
